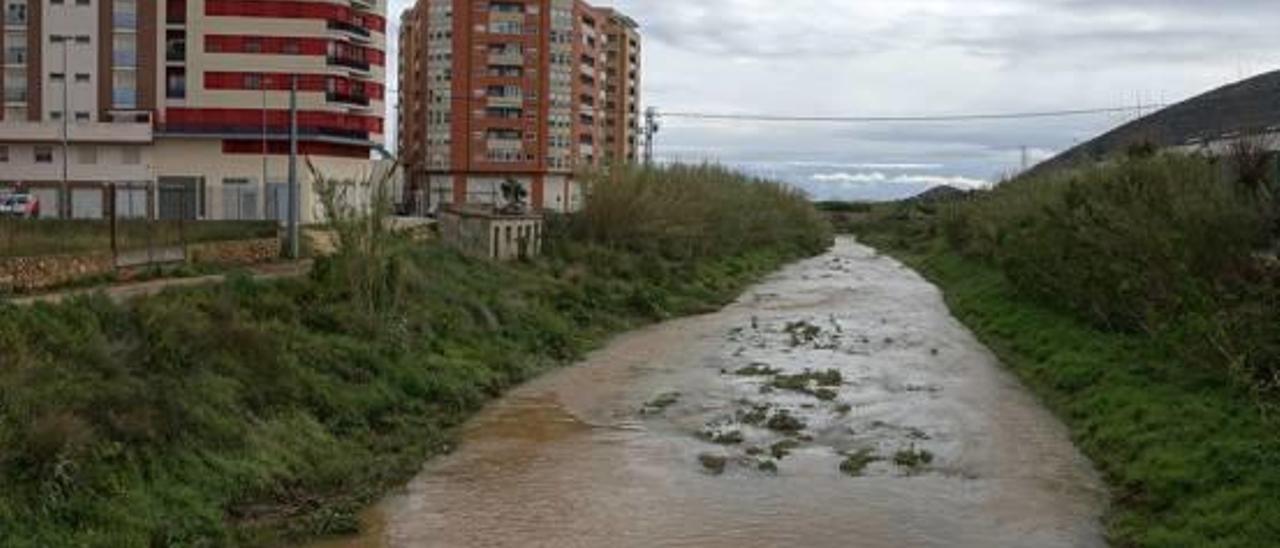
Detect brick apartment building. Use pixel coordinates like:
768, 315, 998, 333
397, 0, 640, 213
0, 0, 387, 222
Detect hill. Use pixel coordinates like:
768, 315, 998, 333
1031, 70, 1280, 176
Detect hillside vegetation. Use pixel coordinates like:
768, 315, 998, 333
843, 151, 1280, 546
0, 164, 830, 546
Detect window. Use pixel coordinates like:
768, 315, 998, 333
166, 67, 186, 98
75, 73, 90, 82
49, 111, 63, 120
34, 146, 53, 163
0, 145, 8, 163
50, 72, 65, 81
222, 178, 259, 220
74, 111, 89, 122
77, 145, 97, 164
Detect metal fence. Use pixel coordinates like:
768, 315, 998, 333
0, 216, 279, 267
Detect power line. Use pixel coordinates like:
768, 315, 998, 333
658, 105, 1168, 124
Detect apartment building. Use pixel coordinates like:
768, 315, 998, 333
397, 0, 640, 214
0, 0, 387, 222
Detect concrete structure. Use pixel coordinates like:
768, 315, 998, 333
0, 0, 388, 223
438, 205, 542, 261
397, 0, 640, 215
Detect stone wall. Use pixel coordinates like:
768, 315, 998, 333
0, 252, 116, 293
0, 237, 281, 294
187, 238, 281, 266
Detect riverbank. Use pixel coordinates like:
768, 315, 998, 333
0, 165, 830, 546
844, 168, 1280, 545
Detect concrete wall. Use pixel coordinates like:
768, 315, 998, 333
439, 209, 543, 261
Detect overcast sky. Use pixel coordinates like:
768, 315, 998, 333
385, 0, 1280, 201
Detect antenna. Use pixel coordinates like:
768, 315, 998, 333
643, 107, 660, 165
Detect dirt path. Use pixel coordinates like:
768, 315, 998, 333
315, 237, 1107, 548
6, 260, 312, 306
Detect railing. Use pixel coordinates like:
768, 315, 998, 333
327, 20, 370, 38
160, 123, 371, 142
326, 91, 370, 106
326, 55, 370, 72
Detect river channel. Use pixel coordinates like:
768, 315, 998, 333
314, 237, 1107, 548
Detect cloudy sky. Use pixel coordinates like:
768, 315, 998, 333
385, 0, 1280, 201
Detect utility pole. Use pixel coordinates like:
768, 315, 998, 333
287, 74, 300, 259
261, 73, 269, 220
54, 35, 70, 218
643, 106, 659, 165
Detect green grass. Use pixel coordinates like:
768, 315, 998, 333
0, 220, 279, 258
0, 163, 831, 546
855, 227, 1280, 547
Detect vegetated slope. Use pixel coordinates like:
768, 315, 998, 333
0, 164, 832, 546
844, 153, 1280, 546
1032, 70, 1280, 176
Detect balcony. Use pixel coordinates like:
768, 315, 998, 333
327, 55, 371, 73
486, 94, 523, 109
327, 19, 371, 39
487, 51, 524, 67
327, 91, 371, 107
486, 137, 523, 152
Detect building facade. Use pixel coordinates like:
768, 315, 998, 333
0, 0, 387, 222
397, 0, 640, 214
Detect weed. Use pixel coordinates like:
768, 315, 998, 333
770, 439, 802, 460
766, 411, 807, 434
839, 449, 880, 477
893, 446, 934, 471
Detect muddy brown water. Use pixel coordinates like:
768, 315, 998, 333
312, 238, 1107, 548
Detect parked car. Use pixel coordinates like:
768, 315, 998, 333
1, 193, 40, 218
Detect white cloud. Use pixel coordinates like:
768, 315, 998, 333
811, 171, 990, 189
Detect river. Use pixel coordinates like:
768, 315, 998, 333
313, 237, 1107, 548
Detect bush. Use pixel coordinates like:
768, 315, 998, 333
944, 154, 1268, 334
566, 164, 832, 261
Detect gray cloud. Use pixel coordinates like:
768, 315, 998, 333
387, 0, 1280, 201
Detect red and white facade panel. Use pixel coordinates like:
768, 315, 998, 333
0, 0, 388, 222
